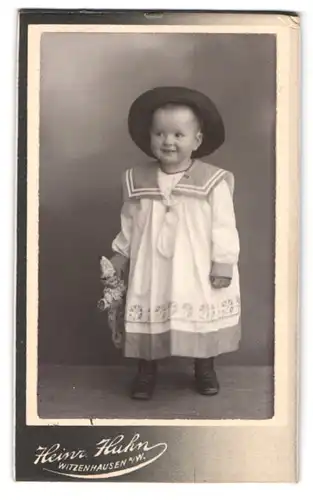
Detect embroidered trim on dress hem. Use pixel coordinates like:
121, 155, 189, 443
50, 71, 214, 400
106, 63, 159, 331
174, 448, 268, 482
126, 297, 241, 323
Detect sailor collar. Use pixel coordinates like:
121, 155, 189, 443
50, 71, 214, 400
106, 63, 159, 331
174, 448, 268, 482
123, 159, 234, 201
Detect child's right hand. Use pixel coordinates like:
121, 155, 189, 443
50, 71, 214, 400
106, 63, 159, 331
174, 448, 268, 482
110, 253, 129, 279
210, 276, 232, 289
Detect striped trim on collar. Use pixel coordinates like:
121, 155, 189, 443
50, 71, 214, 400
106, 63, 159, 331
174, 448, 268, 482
125, 167, 160, 198
172, 168, 226, 196
123, 160, 233, 200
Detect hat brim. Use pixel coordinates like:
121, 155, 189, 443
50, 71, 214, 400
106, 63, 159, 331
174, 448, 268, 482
128, 86, 225, 158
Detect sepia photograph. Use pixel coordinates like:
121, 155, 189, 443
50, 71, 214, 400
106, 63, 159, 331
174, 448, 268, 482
35, 29, 276, 421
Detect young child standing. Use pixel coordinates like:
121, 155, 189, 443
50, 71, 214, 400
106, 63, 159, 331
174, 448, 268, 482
110, 86, 241, 400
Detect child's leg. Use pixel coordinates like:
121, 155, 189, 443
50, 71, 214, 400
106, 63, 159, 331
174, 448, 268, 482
194, 357, 220, 396
131, 359, 157, 400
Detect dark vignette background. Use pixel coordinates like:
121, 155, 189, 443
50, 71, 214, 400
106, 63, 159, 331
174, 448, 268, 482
38, 33, 276, 368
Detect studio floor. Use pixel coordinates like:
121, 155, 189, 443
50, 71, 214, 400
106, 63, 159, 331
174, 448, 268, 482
37, 363, 274, 420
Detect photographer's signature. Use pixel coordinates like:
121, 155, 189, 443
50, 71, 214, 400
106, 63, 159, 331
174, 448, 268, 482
34, 433, 168, 479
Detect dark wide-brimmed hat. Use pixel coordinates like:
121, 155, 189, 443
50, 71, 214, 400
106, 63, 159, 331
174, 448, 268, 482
128, 86, 225, 158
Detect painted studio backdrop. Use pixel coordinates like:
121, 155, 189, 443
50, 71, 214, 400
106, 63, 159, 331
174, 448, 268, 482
38, 33, 276, 372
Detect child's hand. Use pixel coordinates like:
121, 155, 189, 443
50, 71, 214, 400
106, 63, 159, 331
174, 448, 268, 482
210, 276, 232, 289
110, 254, 128, 280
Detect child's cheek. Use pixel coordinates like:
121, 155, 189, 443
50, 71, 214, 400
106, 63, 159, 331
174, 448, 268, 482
151, 138, 161, 152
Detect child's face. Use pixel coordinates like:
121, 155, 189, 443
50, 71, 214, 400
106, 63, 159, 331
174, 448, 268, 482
150, 105, 203, 166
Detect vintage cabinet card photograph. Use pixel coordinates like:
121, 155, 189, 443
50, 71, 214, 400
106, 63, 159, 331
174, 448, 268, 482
15, 10, 300, 482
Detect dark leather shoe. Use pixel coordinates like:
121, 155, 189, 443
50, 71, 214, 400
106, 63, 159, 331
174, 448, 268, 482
131, 360, 157, 400
194, 358, 220, 396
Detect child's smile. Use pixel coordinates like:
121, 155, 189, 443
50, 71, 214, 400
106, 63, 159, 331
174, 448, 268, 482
150, 105, 203, 171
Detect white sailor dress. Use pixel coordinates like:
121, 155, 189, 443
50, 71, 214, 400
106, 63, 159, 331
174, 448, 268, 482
112, 159, 241, 360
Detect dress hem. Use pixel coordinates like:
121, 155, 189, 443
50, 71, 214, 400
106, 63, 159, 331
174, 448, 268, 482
123, 323, 241, 360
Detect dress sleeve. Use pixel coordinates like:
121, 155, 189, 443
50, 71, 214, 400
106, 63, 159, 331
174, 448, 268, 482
209, 179, 240, 278
112, 201, 136, 259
